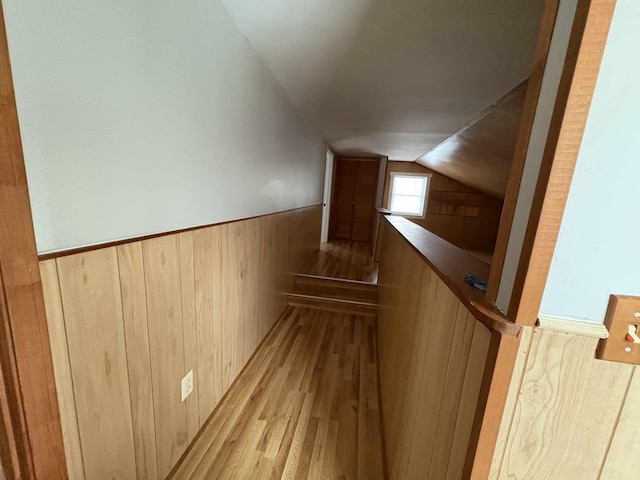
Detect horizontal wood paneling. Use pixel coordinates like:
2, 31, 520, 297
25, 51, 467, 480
383, 161, 503, 252
39, 205, 321, 479
489, 326, 640, 480
377, 220, 494, 479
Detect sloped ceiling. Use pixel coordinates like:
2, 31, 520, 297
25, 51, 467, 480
220, 0, 544, 163
417, 82, 529, 199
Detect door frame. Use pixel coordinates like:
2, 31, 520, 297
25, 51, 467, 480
0, 5, 67, 479
320, 147, 335, 243
485, 0, 616, 326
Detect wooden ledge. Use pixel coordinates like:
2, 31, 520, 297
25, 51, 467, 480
385, 216, 520, 337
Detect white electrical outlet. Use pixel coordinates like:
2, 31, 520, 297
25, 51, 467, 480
181, 370, 194, 402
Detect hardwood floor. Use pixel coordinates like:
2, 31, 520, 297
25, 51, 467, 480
170, 306, 385, 480
300, 241, 379, 283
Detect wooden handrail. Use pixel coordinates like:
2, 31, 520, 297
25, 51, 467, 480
384, 216, 520, 336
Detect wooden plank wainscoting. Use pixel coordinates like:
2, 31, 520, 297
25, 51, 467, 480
377, 216, 519, 480
489, 324, 640, 480
38, 205, 321, 479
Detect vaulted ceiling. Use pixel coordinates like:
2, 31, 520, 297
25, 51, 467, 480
221, 0, 544, 164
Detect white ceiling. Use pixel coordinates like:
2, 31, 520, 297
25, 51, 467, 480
221, 0, 544, 160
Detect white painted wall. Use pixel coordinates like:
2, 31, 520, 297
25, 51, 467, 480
221, 0, 544, 160
496, 0, 579, 313
3, 0, 325, 254
540, 0, 640, 324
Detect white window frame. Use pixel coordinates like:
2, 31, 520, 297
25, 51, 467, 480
387, 172, 432, 219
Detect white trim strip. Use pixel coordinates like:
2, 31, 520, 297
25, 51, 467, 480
537, 315, 609, 339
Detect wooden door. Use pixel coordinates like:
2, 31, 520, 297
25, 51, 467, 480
330, 158, 379, 242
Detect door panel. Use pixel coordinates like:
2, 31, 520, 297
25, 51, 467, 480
352, 161, 378, 242
329, 158, 379, 242
331, 160, 357, 240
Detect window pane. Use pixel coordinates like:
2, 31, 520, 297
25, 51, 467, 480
390, 194, 423, 214
393, 176, 426, 196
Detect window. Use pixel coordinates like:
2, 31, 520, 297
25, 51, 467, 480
388, 173, 431, 218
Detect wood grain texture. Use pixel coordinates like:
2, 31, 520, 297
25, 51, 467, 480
143, 235, 190, 478
486, 0, 561, 302
510, 0, 617, 325
301, 240, 378, 284
383, 161, 503, 252
384, 216, 519, 336
416, 83, 528, 200
56, 249, 137, 479
179, 232, 200, 443
490, 328, 634, 479
377, 219, 495, 479
116, 243, 159, 480
600, 369, 640, 480
39, 205, 321, 479
488, 327, 534, 480
330, 158, 379, 242
171, 307, 385, 480
39, 260, 84, 479
0, 5, 66, 477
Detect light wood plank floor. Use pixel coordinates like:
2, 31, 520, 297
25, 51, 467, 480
171, 307, 385, 480
300, 241, 379, 284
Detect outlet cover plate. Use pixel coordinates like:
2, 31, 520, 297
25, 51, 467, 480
181, 370, 194, 402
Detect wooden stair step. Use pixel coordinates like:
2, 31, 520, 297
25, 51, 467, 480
287, 293, 377, 317
291, 283, 377, 304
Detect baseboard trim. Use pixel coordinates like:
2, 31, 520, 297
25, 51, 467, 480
537, 315, 609, 339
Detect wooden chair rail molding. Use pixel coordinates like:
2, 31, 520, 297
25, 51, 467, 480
383, 216, 519, 337
37, 204, 323, 261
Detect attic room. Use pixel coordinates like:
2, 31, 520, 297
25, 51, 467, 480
1, 0, 639, 479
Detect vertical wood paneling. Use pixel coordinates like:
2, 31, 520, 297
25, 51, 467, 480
221, 222, 238, 390
488, 326, 534, 480
56, 249, 137, 479
210, 226, 225, 406
39, 260, 85, 480
428, 308, 477, 479
377, 223, 494, 480
496, 329, 633, 479
193, 228, 215, 425
446, 321, 491, 480
117, 242, 159, 480
600, 369, 640, 480
40, 205, 321, 479
142, 236, 189, 478
178, 232, 200, 442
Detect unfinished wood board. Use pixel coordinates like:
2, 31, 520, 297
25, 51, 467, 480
56, 249, 137, 479
497, 329, 633, 479
600, 368, 640, 480
488, 326, 534, 480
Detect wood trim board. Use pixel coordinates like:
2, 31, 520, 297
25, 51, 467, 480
509, 0, 618, 324
0, 4, 67, 478
38, 204, 323, 261
486, 0, 561, 302
384, 216, 519, 336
